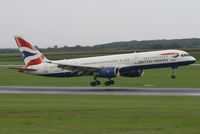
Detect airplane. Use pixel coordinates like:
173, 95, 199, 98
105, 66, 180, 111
12, 36, 196, 86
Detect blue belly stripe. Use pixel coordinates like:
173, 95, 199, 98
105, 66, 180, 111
120, 60, 196, 72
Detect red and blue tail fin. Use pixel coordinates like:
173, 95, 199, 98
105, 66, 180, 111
14, 36, 47, 68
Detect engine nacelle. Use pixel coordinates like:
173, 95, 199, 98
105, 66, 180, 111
98, 67, 119, 78
120, 69, 144, 77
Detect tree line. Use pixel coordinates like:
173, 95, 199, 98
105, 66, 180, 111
1, 38, 200, 53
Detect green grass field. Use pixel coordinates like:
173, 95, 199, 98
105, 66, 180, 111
1, 94, 200, 134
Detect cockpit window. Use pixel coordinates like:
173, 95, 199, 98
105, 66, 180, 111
181, 54, 190, 57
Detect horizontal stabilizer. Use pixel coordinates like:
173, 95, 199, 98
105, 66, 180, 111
7, 67, 37, 71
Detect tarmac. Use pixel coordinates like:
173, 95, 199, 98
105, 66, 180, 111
0, 86, 200, 96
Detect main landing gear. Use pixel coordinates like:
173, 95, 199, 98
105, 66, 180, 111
90, 74, 115, 86
171, 67, 177, 79
90, 79, 115, 86
90, 74, 101, 86
104, 79, 115, 86
90, 81, 101, 86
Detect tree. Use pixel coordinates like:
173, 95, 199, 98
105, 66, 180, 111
168, 43, 181, 49
152, 44, 164, 49
54, 45, 58, 49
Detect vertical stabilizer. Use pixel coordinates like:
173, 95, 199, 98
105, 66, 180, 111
14, 36, 47, 68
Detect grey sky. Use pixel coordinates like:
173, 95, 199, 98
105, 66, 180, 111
0, 0, 200, 48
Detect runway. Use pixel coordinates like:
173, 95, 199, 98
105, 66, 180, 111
0, 86, 200, 96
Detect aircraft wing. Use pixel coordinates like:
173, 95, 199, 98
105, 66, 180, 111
49, 61, 127, 75
49, 61, 101, 73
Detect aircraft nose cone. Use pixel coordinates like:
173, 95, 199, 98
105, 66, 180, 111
191, 56, 196, 63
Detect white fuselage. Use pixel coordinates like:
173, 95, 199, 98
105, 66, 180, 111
25, 49, 196, 77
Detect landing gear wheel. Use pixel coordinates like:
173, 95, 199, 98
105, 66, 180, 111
90, 82, 96, 86
171, 75, 176, 79
90, 73, 101, 86
95, 80, 101, 85
105, 81, 110, 86
104, 80, 115, 86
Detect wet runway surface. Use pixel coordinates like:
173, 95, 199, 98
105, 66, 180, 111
0, 86, 200, 96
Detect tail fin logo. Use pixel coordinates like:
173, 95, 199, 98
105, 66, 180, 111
14, 36, 47, 68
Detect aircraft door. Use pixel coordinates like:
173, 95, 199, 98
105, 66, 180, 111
134, 54, 139, 64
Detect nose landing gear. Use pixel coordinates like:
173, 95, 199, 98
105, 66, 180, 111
171, 67, 177, 79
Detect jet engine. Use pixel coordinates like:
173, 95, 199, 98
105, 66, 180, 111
98, 67, 119, 78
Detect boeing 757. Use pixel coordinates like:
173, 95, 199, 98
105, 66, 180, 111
12, 36, 196, 86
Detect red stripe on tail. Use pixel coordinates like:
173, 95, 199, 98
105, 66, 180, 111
25, 55, 45, 68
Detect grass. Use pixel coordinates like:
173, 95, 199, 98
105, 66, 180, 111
0, 94, 200, 134
0, 65, 200, 87
195, 60, 200, 64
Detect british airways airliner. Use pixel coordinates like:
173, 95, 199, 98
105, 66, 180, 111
12, 36, 196, 86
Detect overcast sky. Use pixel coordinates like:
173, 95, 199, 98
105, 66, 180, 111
0, 0, 200, 48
